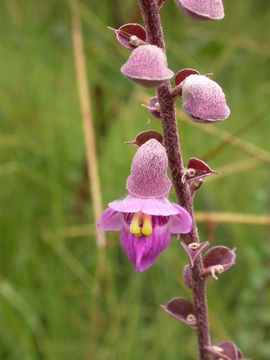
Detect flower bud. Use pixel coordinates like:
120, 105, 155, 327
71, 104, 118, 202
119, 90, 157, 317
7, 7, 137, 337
121, 45, 174, 88
126, 139, 171, 198
181, 74, 230, 122
161, 297, 197, 329
174, 0, 225, 21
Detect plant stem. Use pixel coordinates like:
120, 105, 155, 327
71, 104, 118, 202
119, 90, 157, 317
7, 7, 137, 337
138, 0, 211, 358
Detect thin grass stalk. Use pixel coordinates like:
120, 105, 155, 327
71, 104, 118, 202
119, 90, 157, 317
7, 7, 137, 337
69, 0, 105, 248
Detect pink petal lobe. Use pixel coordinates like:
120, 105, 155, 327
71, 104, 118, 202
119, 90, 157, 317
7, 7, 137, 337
169, 204, 192, 234
109, 195, 179, 216
97, 207, 122, 231
120, 214, 170, 272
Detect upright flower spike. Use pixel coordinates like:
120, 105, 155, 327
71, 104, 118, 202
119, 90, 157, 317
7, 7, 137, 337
121, 44, 174, 88
181, 74, 230, 122
97, 139, 192, 272
174, 0, 225, 21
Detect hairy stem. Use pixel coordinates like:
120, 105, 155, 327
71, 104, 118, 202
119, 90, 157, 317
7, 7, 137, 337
138, 0, 211, 358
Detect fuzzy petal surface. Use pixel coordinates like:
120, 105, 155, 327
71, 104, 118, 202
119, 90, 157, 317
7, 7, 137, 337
120, 214, 170, 272
126, 139, 171, 198
109, 194, 179, 216
182, 74, 230, 122
175, 0, 224, 20
169, 204, 192, 234
97, 207, 122, 231
121, 44, 174, 87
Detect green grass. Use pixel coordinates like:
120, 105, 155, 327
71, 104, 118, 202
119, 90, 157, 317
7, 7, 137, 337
0, 0, 270, 359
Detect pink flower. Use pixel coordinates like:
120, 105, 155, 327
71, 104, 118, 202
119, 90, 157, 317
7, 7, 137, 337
97, 139, 192, 272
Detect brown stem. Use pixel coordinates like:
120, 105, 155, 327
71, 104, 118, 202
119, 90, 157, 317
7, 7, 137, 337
138, 1, 211, 359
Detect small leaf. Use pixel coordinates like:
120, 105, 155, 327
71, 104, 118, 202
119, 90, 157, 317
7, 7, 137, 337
174, 68, 200, 86
142, 96, 161, 119
207, 340, 239, 360
125, 130, 163, 147
203, 246, 236, 279
181, 241, 209, 267
182, 157, 219, 184
161, 297, 196, 329
109, 23, 146, 49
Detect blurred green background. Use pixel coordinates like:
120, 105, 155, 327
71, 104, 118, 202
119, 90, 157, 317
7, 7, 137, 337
0, 0, 270, 359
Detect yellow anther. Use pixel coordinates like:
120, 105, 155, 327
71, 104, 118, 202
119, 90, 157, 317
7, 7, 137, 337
142, 214, 152, 236
130, 212, 142, 236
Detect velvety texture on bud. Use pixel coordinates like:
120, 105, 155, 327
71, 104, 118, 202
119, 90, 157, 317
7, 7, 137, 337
97, 139, 192, 272
162, 297, 197, 329
121, 44, 174, 88
126, 139, 171, 198
181, 241, 209, 267
125, 130, 163, 147
182, 74, 230, 122
175, 0, 225, 21
142, 96, 161, 119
